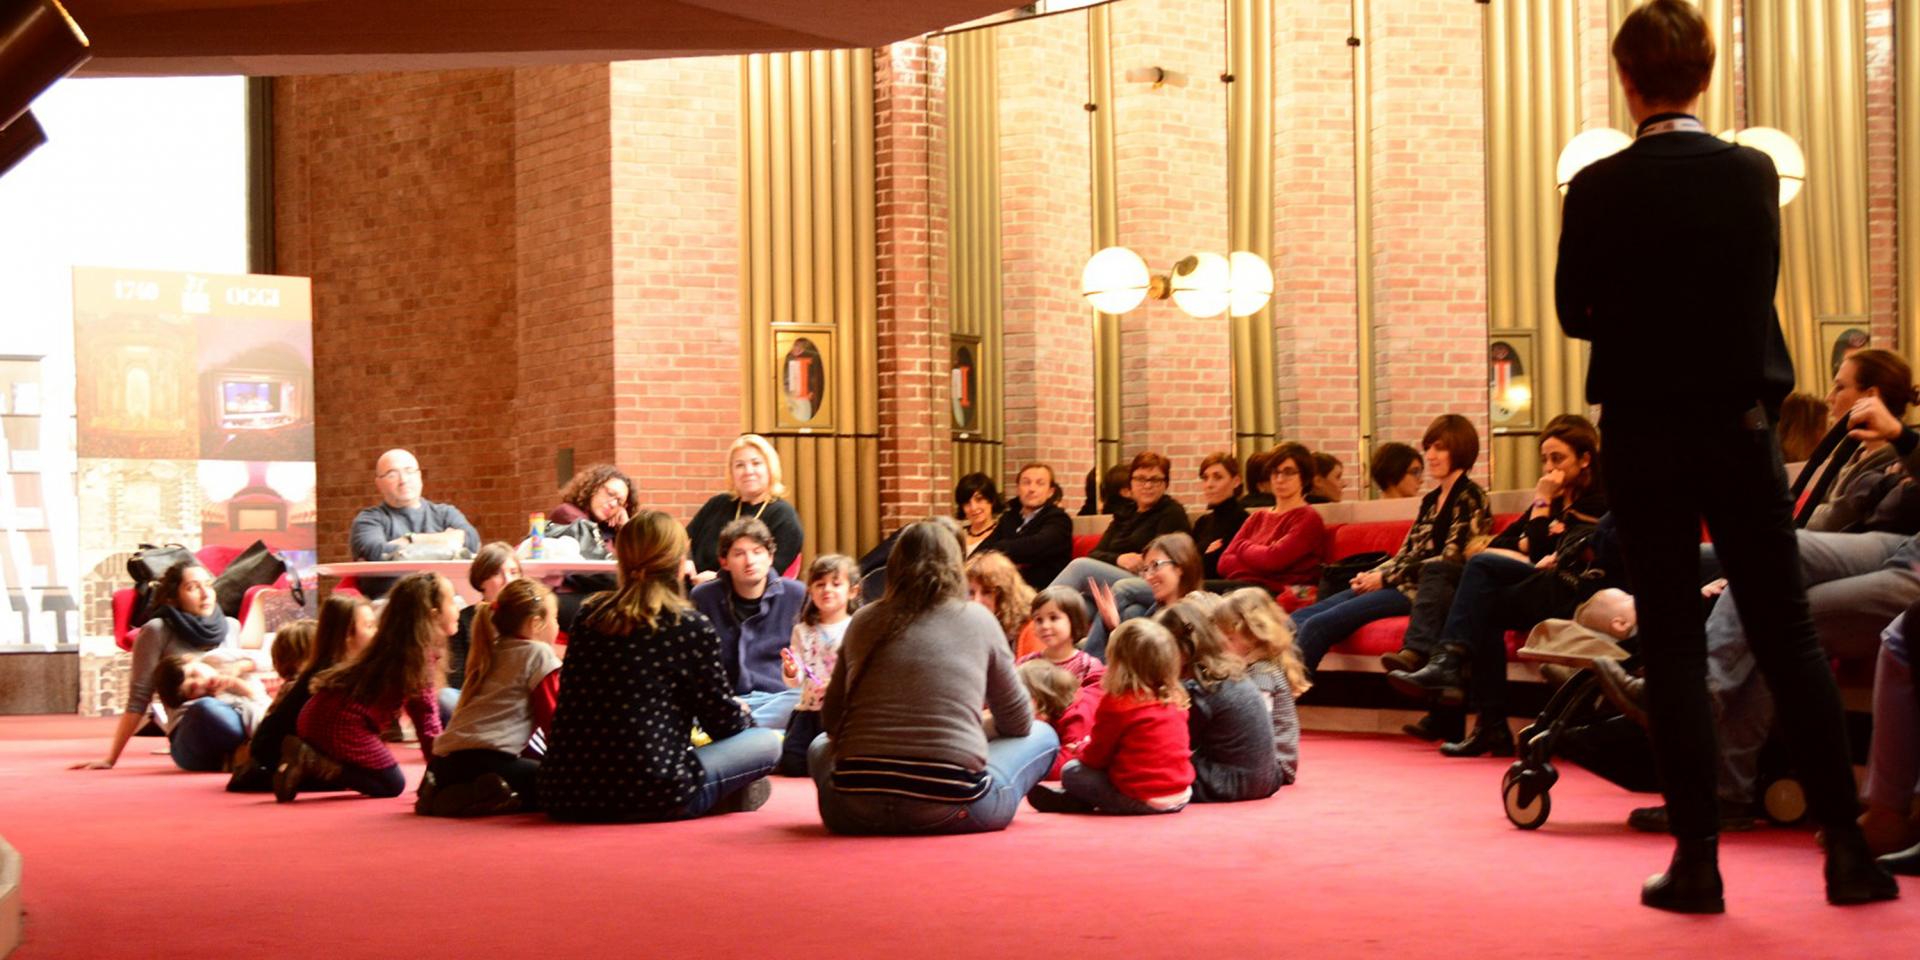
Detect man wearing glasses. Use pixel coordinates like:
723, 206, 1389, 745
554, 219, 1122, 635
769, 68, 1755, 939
349, 449, 483, 595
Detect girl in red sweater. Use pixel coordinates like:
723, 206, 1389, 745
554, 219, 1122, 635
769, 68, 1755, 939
1017, 659, 1101, 780
1026, 619, 1192, 814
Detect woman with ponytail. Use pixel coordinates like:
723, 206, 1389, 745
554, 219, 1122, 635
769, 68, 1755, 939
417, 578, 562, 817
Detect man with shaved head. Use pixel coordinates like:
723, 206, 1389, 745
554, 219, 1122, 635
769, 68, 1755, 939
348, 449, 482, 593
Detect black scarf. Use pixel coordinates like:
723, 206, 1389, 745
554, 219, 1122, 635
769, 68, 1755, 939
159, 604, 229, 649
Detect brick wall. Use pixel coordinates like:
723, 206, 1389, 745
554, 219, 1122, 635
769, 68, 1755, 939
1109, 0, 1236, 509
994, 16, 1096, 491
276, 70, 521, 559
1367, 0, 1490, 485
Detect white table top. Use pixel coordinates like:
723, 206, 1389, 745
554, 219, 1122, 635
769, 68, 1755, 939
312, 560, 617, 601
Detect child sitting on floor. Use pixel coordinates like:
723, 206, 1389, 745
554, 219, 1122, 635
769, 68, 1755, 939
267, 619, 317, 698
967, 550, 1040, 657
1016, 585, 1105, 688
1017, 658, 1101, 780
418, 577, 562, 817
229, 598, 375, 793
1026, 619, 1193, 815
1212, 588, 1306, 788
778, 554, 859, 776
1159, 593, 1282, 803
154, 652, 271, 745
279, 572, 449, 802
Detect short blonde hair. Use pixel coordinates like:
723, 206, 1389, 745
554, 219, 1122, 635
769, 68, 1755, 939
1017, 659, 1079, 721
1213, 588, 1311, 696
726, 434, 788, 500
1102, 619, 1189, 709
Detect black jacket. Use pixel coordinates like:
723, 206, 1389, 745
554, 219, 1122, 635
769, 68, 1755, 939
1088, 496, 1191, 566
980, 500, 1074, 590
1556, 117, 1794, 415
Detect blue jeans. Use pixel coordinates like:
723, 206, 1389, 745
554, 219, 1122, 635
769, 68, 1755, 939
809, 725, 1061, 835
1060, 759, 1187, 815
1291, 587, 1413, 672
683, 727, 783, 818
1053, 557, 1142, 658
168, 698, 247, 772
741, 688, 802, 731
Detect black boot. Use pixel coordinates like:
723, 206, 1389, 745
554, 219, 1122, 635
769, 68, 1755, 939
1823, 823, 1901, 905
1642, 836, 1725, 914
1438, 715, 1514, 758
1401, 709, 1464, 743
1386, 645, 1466, 705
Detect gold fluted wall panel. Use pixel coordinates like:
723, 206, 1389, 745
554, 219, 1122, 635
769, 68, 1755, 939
1089, 3, 1123, 474
1351, 0, 1377, 472
1484, 0, 1586, 490
1606, 0, 1735, 134
1228, 0, 1277, 464
1900, 0, 1920, 363
740, 48, 881, 559
1747, 0, 1869, 393
948, 28, 1005, 485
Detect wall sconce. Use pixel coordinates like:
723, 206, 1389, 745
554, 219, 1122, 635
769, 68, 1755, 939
1554, 123, 1804, 207
1081, 246, 1273, 318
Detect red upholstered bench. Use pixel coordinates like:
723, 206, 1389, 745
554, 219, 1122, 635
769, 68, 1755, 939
1071, 534, 1101, 559
1316, 513, 1527, 665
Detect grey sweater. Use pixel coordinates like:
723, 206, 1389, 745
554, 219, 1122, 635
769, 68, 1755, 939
821, 600, 1032, 772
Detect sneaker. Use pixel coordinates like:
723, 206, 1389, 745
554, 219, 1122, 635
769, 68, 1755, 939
715, 777, 773, 814
1025, 784, 1094, 814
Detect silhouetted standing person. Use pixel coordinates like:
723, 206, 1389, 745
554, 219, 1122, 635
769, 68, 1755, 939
1556, 0, 1896, 913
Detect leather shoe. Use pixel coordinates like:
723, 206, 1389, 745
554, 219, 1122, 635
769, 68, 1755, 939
1627, 800, 1757, 834
1379, 647, 1426, 673
1824, 826, 1901, 905
1401, 710, 1464, 743
1592, 658, 1648, 728
1879, 840, 1920, 877
1438, 717, 1514, 758
1386, 646, 1466, 706
1642, 837, 1725, 914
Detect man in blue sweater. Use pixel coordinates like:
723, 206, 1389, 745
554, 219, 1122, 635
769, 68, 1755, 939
692, 517, 805, 730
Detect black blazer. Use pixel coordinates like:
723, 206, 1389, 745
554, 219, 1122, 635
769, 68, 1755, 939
1555, 118, 1795, 415
980, 500, 1074, 590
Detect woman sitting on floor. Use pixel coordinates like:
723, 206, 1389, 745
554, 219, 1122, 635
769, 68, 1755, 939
74, 560, 247, 773
1215, 442, 1328, 610
538, 511, 780, 822
1290, 415, 1490, 674
809, 519, 1059, 836
686, 434, 805, 583
1085, 532, 1205, 659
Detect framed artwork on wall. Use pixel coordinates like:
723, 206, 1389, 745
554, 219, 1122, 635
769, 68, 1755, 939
773, 326, 833, 431
1489, 330, 1537, 432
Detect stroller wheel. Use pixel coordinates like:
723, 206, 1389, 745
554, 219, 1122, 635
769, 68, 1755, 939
1504, 773, 1552, 830
1761, 777, 1807, 826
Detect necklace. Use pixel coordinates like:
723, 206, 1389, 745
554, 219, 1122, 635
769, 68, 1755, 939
968, 518, 998, 538
732, 497, 771, 522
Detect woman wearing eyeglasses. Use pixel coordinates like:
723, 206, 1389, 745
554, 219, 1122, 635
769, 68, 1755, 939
550, 464, 640, 545
1217, 443, 1328, 612
1048, 452, 1193, 653
1084, 533, 1205, 659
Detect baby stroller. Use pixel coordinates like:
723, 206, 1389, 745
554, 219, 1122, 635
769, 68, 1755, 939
1500, 645, 1807, 830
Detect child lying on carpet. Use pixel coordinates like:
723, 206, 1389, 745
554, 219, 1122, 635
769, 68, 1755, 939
153, 651, 271, 744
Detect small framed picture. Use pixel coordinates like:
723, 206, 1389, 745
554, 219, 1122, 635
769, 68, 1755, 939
1819, 320, 1871, 379
773, 326, 833, 431
1488, 330, 1536, 432
951, 337, 981, 433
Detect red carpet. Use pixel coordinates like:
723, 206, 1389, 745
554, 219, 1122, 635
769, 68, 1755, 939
1, 715, 1908, 959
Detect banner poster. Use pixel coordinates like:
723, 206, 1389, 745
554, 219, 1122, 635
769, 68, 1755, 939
57, 267, 316, 656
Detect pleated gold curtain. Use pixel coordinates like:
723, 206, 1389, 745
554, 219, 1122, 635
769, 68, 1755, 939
1228, 0, 1277, 464
739, 50, 882, 559
1089, 4, 1124, 475
946, 30, 1006, 486
1898, 0, 1920, 363
1745, 0, 1869, 392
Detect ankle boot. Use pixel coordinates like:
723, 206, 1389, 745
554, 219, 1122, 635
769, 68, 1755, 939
1386, 645, 1466, 706
1438, 716, 1514, 758
1379, 647, 1427, 673
1401, 709, 1465, 743
1642, 836, 1725, 914
1823, 823, 1901, 905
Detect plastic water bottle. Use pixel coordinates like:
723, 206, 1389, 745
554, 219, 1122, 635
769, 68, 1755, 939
528, 512, 546, 560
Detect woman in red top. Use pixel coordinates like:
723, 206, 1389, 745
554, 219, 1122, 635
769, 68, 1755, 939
1027, 618, 1193, 815
1218, 442, 1327, 610
279, 571, 451, 802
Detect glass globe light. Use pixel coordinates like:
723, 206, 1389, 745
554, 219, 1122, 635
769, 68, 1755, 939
1719, 126, 1806, 207
1555, 128, 1633, 194
1081, 246, 1150, 315
1227, 251, 1273, 317
1169, 252, 1231, 318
